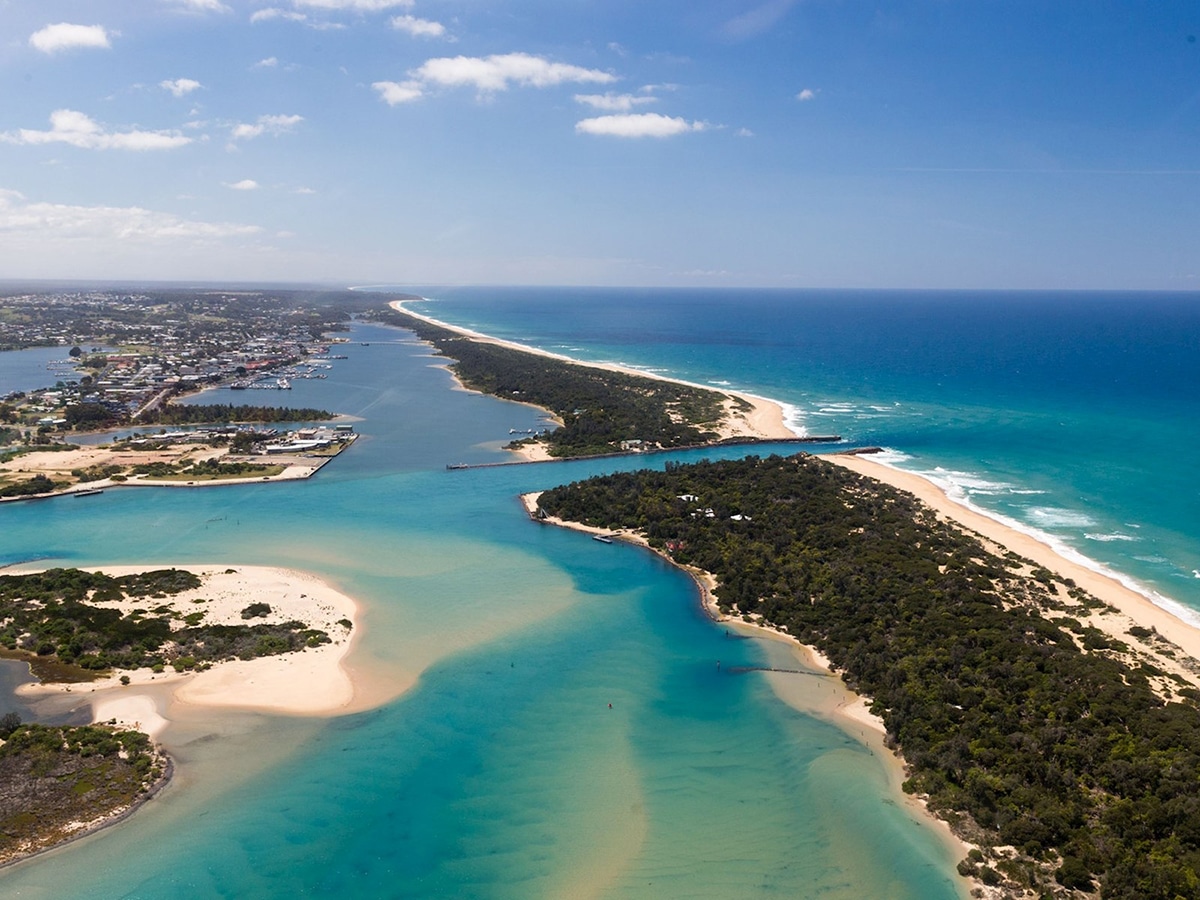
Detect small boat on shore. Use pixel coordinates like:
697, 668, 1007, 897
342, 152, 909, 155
592, 534, 613, 544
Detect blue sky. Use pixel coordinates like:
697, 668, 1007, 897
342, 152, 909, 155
1, 1, 1197, 288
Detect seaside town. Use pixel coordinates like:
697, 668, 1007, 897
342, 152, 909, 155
1, 287, 356, 424
0, 288, 363, 497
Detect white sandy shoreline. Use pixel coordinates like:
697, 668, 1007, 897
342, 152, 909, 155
389, 298, 801, 446
14, 564, 377, 740
522, 443, 1200, 897
827, 453, 1200, 674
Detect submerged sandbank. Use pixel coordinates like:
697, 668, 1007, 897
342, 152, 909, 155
520, 491, 977, 886
389, 299, 799, 450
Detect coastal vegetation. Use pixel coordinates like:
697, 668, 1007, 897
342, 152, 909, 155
0, 474, 64, 498
138, 404, 335, 426
55, 402, 337, 431
537, 454, 1200, 899
129, 458, 285, 481
377, 307, 734, 457
0, 568, 331, 677
0, 720, 167, 866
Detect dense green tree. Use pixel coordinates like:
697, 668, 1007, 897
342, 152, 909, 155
538, 454, 1200, 899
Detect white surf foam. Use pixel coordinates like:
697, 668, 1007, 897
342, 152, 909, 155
847, 451, 1200, 630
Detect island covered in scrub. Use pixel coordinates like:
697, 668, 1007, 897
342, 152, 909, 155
0, 719, 168, 867
376, 303, 808, 458
0, 564, 359, 867
0, 567, 334, 678
534, 454, 1200, 900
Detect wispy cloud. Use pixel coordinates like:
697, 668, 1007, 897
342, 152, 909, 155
29, 23, 112, 54
390, 14, 446, 38
2, 110, 191, 151
0, 189, 260, 242
226, 179, 260, 190
253, 56, 280, 68
229, 114, 304, 141
411, 52, 615, 93
796, 88, 817, 102
575, 113, 709, 138
161, 78, 203, 97
292, 0, 413, 10
162, 0, 232, 13
373, 81, 424, 105
574, 92, 657, 112
252, 7, 346, 28
722, 0, 798, 40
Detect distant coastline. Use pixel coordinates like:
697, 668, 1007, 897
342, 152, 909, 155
388, 298, 803, 454
388, 297, 1200, 657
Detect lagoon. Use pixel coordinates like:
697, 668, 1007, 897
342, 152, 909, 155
0, 318, 963, 898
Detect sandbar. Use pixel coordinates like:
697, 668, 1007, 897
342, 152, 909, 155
16, 564, 375, 736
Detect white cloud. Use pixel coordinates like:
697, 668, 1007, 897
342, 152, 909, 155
161, 78, 203, 97
796, 88, 818, 101
293, 0, 413, 10
736, 127, 755, 137
253, 56, 280, 68
229, 114, 303, 140
390, 14, 445, 37
2, 109, 191, 151
574, 92, 657, 112
412, 52, 615, 93
29, 23, 112, 54
162, 0, 232, 12
373, 81, 423, 105
0, 189, 260, 243
252, 8, 307, 23
575, 113, 708, 138
226, 179, 260, 190
294, 187, 317, 195
252, 8, 346, 28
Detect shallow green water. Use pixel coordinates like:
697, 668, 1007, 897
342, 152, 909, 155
0, 323, 963, 899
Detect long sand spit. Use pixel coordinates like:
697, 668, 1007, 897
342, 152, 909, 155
389, 299, 799, 453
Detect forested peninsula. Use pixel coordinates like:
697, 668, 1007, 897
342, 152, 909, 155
376, 306, 739, 457
536, 454, 1200, 900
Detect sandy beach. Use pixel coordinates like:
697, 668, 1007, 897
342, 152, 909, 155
523, 448, 1200, 896
390, 299, 798, 452
16, 565, 373, 737
827, 453, 1200, 690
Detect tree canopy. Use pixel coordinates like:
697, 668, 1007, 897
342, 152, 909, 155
538, 454, 1200, 899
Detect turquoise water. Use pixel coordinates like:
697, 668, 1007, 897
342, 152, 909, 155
398, 287, 1200, 621
0, 321, 964, 898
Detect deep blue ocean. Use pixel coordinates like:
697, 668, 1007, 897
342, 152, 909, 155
2, 286, 1197, 899
401, 287, 1200, 620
